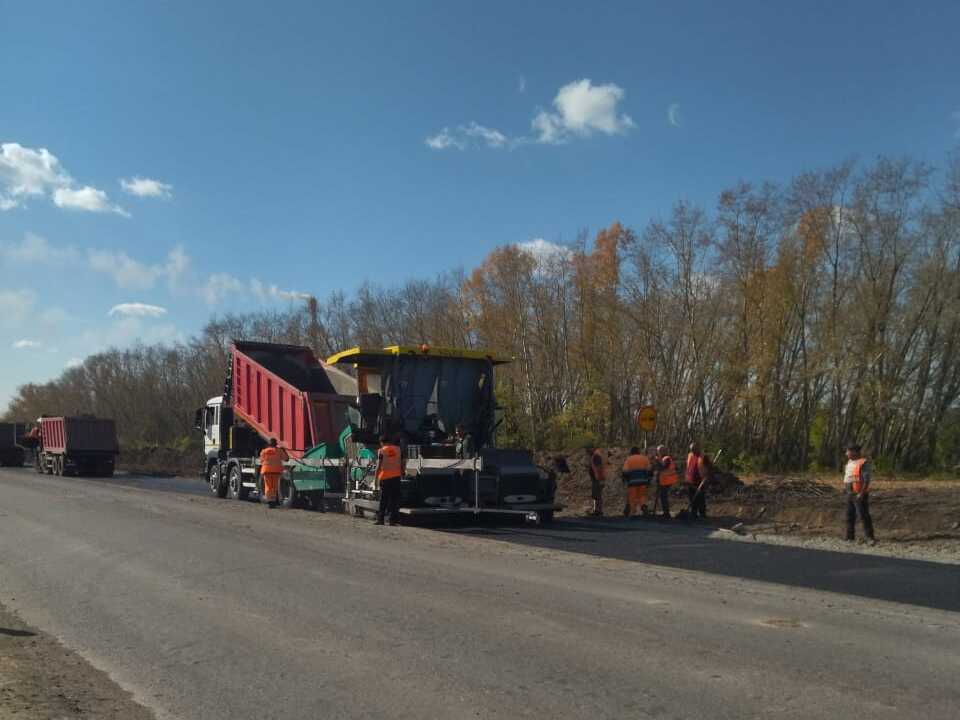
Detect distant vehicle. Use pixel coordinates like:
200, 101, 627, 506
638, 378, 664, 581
195, 341, 356, 508
327, 344, 561, 523
34, 416, 119, 476
0, 422, 27, 467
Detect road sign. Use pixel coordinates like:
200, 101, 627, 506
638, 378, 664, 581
637, 405, 657, 432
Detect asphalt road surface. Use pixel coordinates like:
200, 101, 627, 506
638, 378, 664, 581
1, 467, 958, 720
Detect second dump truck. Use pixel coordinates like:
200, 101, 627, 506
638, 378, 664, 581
34, 416, 119, 476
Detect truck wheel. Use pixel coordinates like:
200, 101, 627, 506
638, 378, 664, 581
208, 463, 227, 498
228, 464, 249, 501
280, 476, 299, 509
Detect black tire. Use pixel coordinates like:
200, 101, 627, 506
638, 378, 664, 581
280, 475, 299, 509
208, 463, 227, 498
228, 464, 249, 501
538, 510, 554, 525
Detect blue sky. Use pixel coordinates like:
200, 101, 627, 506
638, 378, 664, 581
2, 0, 959, 411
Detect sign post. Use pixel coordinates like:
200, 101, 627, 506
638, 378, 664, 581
636, 405, 657, 455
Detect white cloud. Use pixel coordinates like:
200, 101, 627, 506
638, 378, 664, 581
200, 273, 244, 305
120, 176, 173, 198
426, 128, 465, 151
0, 289, 35, 328
12, 339, 42, 350
251, 278, 311, 303
108, 303, 168, 318
517, 75, 527, 94
65, 357, 84, 369
53, 186, 129, 216
88, 245, 188, 290
533, 79, 634, 144
1, 143, 127, 215
0, 232, 79, 265
668, 103, 681, 128
426, 78, 634, 151
426, 122, 508, 151
518, 238, 572, 262
0, 143, 72, 209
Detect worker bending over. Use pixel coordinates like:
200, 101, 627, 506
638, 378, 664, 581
259, 438, 289, 508
843, 442, 876, 544
375, 434, 404, 526
653, 445, 678, 519
621, 447, 653, 517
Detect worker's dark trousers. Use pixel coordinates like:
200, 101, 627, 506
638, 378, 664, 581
845, 491, 874, 540
658, 486, 671, 517
377, 478, 401, 524
687, 485, 706, 518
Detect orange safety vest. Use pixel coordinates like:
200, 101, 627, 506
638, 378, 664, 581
622, 453, 652, 486
685, 452, 702, 485
377, 444, 403, 481
658, 456, 679, 487
259, 446, 286, 474
591, 449, 608, 482
844, 458, 870, 494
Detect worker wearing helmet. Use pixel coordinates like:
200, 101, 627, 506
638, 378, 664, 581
259, 438, 288, 508
653, 445, 679, 519
843, 442, 876, 544
375, 435, 404, 526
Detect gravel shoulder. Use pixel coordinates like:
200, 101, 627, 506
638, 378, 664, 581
0, 600, 154, 719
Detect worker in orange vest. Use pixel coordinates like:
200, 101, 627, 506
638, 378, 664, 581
588, 447, 607, 517
259, 438, 289, 508
684, 442, 709, 519
843, 442, 875, 544
621, 447, 653, 517
375, 434, 404, 526
654, 445, 679, 519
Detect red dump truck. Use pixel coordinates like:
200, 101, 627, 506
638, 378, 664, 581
35, 416, 119, 477
195, 341, 356, 506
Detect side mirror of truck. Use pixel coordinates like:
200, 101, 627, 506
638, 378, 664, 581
193, 408, 204, 431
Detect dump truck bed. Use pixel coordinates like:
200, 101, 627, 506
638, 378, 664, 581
229, 342, 355, 458
40, 417, 118, 455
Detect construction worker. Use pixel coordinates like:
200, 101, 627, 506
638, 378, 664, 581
621, 447, 653, 517
843, 442, 876, 544
684, 442, 708, 519
588, 446, 607, 517
259, 438, 288, 508
654, 445, 679, 519
375, 434, 404, 526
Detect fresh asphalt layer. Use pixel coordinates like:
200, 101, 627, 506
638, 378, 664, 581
1, 466, 958, 720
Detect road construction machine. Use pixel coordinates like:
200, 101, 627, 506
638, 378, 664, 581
327, 344, 560, 523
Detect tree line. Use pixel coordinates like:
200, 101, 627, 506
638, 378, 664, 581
5, 151, 960, 472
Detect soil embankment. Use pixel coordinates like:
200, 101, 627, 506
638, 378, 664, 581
0, 600, 154, 719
